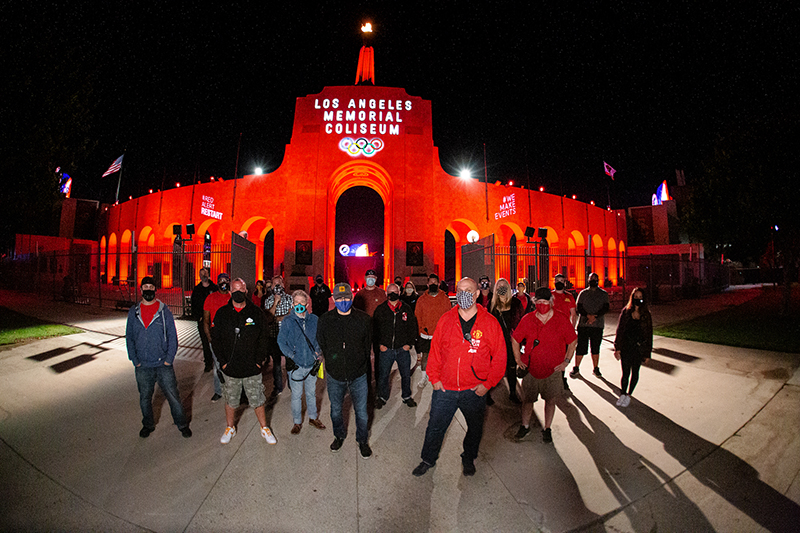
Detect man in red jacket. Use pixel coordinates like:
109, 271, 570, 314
412, 277, 506, 477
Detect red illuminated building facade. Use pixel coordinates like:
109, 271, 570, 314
101, 32, 627, 292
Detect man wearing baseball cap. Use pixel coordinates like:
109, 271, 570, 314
317, 283, 374, 458
511, 287, 577, 443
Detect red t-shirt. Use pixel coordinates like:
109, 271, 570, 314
140, 302, 158, 328
552, 291, 576, 319
512, 312, 578, 379
204, 291, 231, 326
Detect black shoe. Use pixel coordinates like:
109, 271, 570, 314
210, 393, 222, 402
563, 378, 570, 391
462, 460, 476, 476
139, 426, 153, 438
330, 437, 345, 452
180, 427, 192, 438
412, 461, 434, 476
593, 367, 602, 378
485, 394, 495, 406
375, 397, 386, 409
515, 425, 530, 441
542, 428, 553, 443
403, 398, 417, 407
204, 364, 213, 373
359, 441, 373, 459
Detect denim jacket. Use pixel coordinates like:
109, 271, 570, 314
125, 301, 178, 367
278, 312, 321, 368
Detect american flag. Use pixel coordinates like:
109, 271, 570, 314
102, 155, 124, 177
603, 161, 616, 180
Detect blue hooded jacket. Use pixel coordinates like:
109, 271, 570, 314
277, 311, 320, 368
125, 300, 178, 367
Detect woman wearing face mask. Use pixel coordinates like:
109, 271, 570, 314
400, 281, 419, 310
253, 280, 267, 307
277, 290, 326, 433
613, 288, 653, 407
488, 278, 526, 405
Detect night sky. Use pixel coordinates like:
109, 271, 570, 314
5, 2, 796, 209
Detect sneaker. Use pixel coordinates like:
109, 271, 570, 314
261, 426, 277, 444
403, 398, 417, 407
542, 428, 553, 443
210, 393, 222, 402
412, 461, 434, 476
375, 397, 386, 409
330, 437, 345, 452
359, 441, 372, 459
309, 418, 326, 430
593, 367, 602, 378
291, 424, 302, 434
417, 371, 428, 389
621, 394, 631, 407
515, 425, 530, 441
615, 395, 626, 407
180, 427, 192, 438
139, 426, 153, 438
220, 426, 236, 444
569, 367, 580, 378
462, 460, 476, 476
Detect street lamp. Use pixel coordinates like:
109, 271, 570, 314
255, 167, 263, 175
460, 169, 471, 180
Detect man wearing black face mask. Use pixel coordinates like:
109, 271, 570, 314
476, 275, 493, 308
191, 267, 217, 373
413, 274, 452, 389
126, 277, 191, 439
373, 284, 419, 408
309, 274, 332, 317
571, 272, 609, 379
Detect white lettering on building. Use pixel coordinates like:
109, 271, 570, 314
318, 97, 413, 136
201, 195, 223, 220
494, 193, 517, 220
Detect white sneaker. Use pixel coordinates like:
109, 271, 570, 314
621, 395, 631, 407
261, 426, 277, 444
220, 426, 236, 444
616, 395, 626, 407
417, 370, 428, 389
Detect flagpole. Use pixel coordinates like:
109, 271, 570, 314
483, 143, 489, 222
114, 149, 126, 204
231, 132, 242, 220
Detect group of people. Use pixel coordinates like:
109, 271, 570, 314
125, 267, 652, 478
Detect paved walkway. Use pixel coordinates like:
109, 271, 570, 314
0, 287, 798, 532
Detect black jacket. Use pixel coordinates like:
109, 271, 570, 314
317, 308, 372, 381
211, 299, 272, 378
373, 300, 418, 350
191, 281, 217, 320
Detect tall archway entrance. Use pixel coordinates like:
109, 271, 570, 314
335, 187, 384, 286
326, 161, 393, 285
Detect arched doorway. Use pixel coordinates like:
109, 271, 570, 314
327, 161, 393, 285
335, 186, 384, 286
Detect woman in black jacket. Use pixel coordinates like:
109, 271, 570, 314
488, 278, 526, 405
613, 287, 653, 407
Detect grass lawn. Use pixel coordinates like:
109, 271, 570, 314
0, 307, 84, 346
654, 286, 800, 353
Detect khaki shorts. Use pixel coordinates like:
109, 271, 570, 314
521, 370, 563, 403
223, 374, 266, 408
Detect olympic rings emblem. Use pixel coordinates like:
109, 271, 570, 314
339, 137, 384, 157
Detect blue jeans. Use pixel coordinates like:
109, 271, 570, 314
288, 366, 318, 424
420, 388, 486, 465
377, 348, 412, 401
135, 365, 188, 430
327, 374, 369, 444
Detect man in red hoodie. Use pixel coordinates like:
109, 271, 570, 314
412, 277, 506, 477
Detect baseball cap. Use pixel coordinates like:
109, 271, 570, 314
333, 283, 353, 299
365, 269, 377, 277
217, 273, 230, 283
534, 287, 552, 301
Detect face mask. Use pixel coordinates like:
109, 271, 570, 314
219, 281, 230, 292
315, 278, 322, 285
142, 289, 156, 302
496, 285, 508, 296
480, 281, 490, 290
387, 292, 400, 301
554, 281, 565, 291
334, 299, 353, 313
365, 278, 376, 287
294, 304, 306, 314
231, 291, 246, 303
456, 291, 475, 309
428, 284, 438, 293
405, 287, 413, 294
633, 298, 645, 307
589, 279, 599, 288
536, 303, 551, 314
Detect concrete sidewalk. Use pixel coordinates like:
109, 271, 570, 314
1, 288, 798, 532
